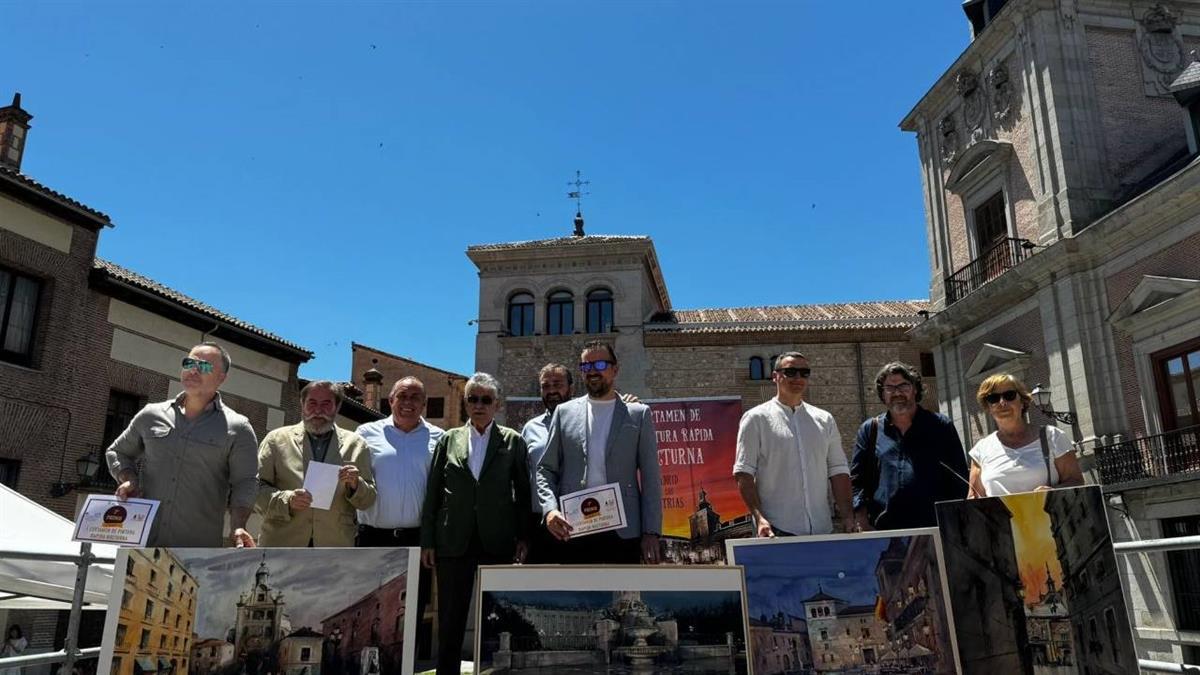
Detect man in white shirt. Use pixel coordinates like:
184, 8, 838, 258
520, 362, 573, 562
733, 352, 855, 537
355, 376, 443, 660
537, 341, 662, 564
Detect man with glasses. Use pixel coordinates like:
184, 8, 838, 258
850, 361, 968, 530
733, 351, 855, 537
354, 376, 443, 660
105, 342, 259, 547
254, 380, 376, 546
537, 340, 663, 564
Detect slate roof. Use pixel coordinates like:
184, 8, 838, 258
93, 258, 313, 358
1170, 58, 1200, 93
0, 165, 111, 228
647, 300, 929, 333
468, 234, 650, 252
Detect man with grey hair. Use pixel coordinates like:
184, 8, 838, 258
255, 380, 376, 546
851, 361, 967, 530
733, 351, 855, 537
106, 342, 259, 547
421, 372, 529, 675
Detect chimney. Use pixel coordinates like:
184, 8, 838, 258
0, 93, 33, 171
363, 359, 384, 412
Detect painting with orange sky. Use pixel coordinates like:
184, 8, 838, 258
935, 486, 1138, 675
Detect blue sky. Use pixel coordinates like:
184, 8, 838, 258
3, 2, 969, 379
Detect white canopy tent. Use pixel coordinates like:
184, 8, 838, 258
0, 483, 117, 609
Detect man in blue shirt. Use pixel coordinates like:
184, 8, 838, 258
851, 362, 968, 530
520, 363, 573, 562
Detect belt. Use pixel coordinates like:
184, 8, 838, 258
359, 525, 419, 537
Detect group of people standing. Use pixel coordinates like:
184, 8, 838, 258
101, 340, 1084, 675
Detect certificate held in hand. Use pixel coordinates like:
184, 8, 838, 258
560, 482, 628, 537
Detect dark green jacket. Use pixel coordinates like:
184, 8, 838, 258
419, 423, 531, 558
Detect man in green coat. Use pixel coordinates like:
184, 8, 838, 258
419, 372, 529, 675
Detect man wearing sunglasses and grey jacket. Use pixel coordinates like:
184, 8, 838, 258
536, 340, 663, 564
105, 342, 259, 548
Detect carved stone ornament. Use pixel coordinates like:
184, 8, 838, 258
988, 64, 1014, 122
1139, 4, 1185, 96
939, 115, 959, 164
957, 70, 985, 132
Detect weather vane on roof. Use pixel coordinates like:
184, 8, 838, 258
567, 170, 590, 212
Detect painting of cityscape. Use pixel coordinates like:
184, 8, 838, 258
475, 565, 750, 674
726, 529, 961, 675
98, 547, 420, 675
934, 486, 1138, 675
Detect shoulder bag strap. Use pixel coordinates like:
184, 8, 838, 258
1038, 425, 1052, 486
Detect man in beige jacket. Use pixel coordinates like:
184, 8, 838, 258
256, 380, 376, 546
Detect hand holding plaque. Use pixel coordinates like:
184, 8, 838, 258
559, 482, 628, 538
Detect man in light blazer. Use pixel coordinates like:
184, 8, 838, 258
537, 340, 663, 564
256, 380, 376, 547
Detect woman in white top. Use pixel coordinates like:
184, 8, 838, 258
967, 373, 1084, 497
0, 624, 28, 675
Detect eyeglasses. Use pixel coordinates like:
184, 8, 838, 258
181, 357, 214, 374
579, 360, 615, 373
774, 367, 811, 379
466, 395, 495, 406
984, 390, 1020, 405
883, 383, 914, 395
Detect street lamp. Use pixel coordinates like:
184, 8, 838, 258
1029, 384, 1078, 425
50, 450, 102, 497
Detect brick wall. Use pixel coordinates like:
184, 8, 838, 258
350, 344, 465, 430
1085, 27, 1189, 189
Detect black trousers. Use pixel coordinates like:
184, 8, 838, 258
523, 513, 557, 564
546, 530, 642, 564
435, 532, 508, 675
357, 526, 432, 660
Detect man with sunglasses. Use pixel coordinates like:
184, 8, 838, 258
537, 340, 663, 564
850, 361, 968, 530
105, 342, 259, 547
733, 352, 855, 537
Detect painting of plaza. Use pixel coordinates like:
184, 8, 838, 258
934, 486, 1138, 675
475, 566, 750, 674
99, 548, 419, 675
727, 529, 960, 675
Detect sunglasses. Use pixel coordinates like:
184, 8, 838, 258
774, 367, 811, 379
579, 360, 614, 373
466, 395, 495, 406
984, 390, 1020, 405
181, 357, 214, 374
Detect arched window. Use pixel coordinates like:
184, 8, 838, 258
749, 357, 765, 380
507, 292, 534, 336
586, 288, 614, 334
547, 291, 574, 335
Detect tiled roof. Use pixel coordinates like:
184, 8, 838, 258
647, 300, 929, 333
94, 258, 313, 357
0, 165, 111, 226
803, 589, 844, 603
468, 234, 650, 251
352, 342, 469, 380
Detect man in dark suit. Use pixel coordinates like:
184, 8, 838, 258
419, 372, 529, 675
537, 340, 663, 564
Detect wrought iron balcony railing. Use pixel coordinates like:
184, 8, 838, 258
943, 237, 1034, 305
1095, 425, 1200, 488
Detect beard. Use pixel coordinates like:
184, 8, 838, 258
541, 392, 566, 413
303, 415, 334, 435
585, 378, 612, 398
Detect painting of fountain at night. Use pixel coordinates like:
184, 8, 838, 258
475, 566, 750, 674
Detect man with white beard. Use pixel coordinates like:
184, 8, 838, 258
255, 380, 376, 546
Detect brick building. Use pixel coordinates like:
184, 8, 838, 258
0, 93, 311, 518
900, 0, 1200, 663
111, 548, 198, 675
466, 229, 934, 445
349, 342, 466, 430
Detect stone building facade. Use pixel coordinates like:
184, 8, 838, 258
801, 590, 888, 672
748, 614, 810, 675
0, 94, 311, 519
234, 555, 291, 659
112, 548, 198, 675
900, 1, 1200, 663
467, 233, 934, 450
189, 639, 234, 675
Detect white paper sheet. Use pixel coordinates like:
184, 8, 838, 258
302, 462, 339, 510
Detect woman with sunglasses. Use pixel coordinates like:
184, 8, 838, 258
967, 373, 1083, 497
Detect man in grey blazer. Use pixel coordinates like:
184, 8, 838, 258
537, 340, 663, 564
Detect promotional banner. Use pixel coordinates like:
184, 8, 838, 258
646, 397, 750, 564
